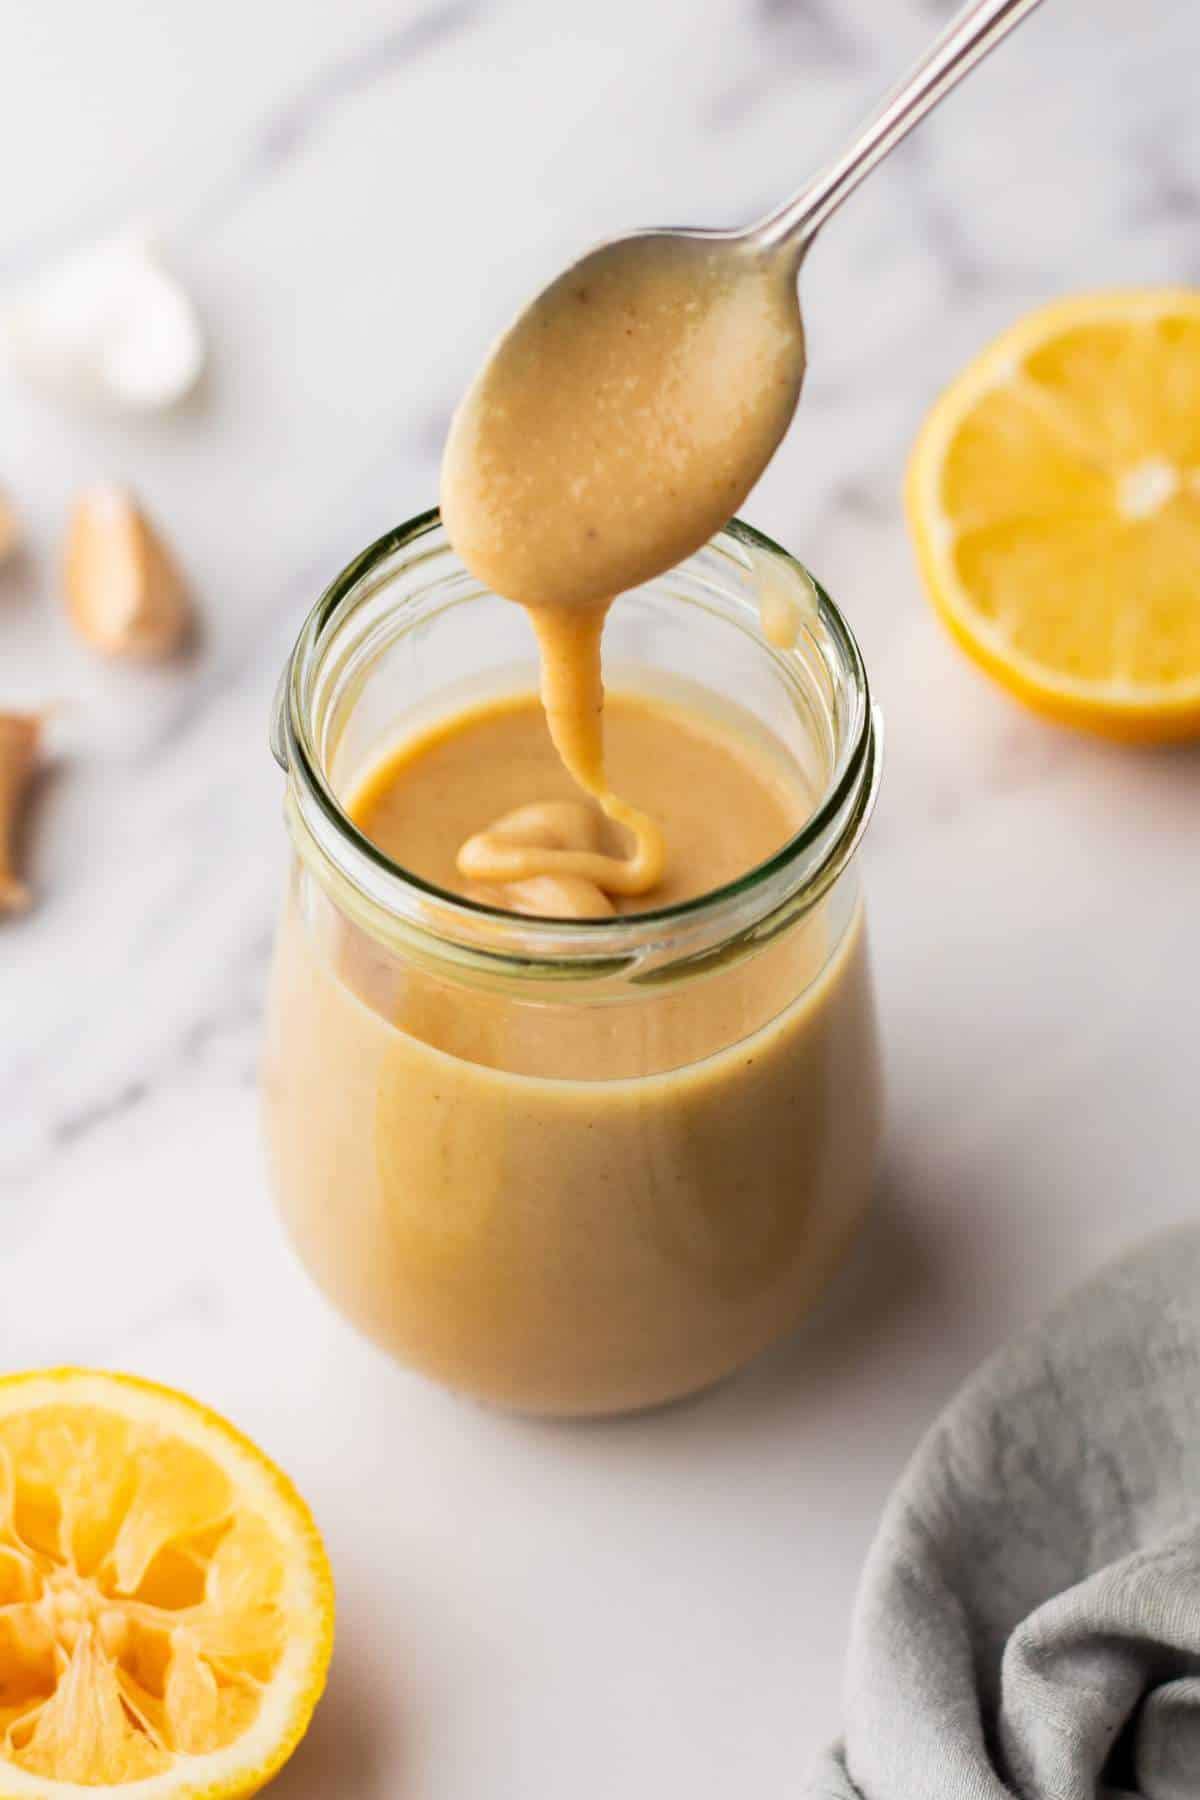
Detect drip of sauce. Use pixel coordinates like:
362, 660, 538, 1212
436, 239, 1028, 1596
441, 234, 804, 917
350, 690, 803, 923
757, 557, 819, 650
459, 801, 616, 919
456, 605, 665, 913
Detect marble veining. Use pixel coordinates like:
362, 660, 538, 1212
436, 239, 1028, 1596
1, 2, 1198, 1795
255, 4, 482, 172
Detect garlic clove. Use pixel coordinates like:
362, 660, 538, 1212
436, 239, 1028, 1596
3, 231, 205, 413
64, 485, 191, 659
0, 712, 41, 914
0, 491, 20, 564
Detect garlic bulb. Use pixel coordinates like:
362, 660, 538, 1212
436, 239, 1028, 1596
3, 230, 205, 413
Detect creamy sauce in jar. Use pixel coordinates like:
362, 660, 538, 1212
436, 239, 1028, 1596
261, 224, 883, 1418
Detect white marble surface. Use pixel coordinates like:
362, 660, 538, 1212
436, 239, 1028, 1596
2, 1, 1199, 1793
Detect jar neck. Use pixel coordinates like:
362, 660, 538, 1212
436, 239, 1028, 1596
275, 511, 881, 991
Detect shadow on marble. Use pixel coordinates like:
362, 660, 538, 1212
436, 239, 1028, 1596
268, 1629, 392, 1800
19, 744, 70, 910
0, 546, 39, 619
513, 1154, 944, 1447
703, 1156, 944, 1423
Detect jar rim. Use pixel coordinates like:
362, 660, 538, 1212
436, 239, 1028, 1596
277, 508, 881, 978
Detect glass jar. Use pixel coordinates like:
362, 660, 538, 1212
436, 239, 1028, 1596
263, 510, 883, 1417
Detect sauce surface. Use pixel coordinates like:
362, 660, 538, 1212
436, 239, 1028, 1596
350, 691, 803, 920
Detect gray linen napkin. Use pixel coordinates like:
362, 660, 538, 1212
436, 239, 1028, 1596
807, 1225, 1200, 1800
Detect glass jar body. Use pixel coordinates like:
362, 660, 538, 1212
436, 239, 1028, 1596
262, 514, 883, 1416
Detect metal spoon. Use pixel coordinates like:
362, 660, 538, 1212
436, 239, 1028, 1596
751, 0, 1046, 257
442, 0, 1046, 608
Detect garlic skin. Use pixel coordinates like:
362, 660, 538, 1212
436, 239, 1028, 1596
0, 713, 40, 914
3, 231, 205, 413
64, 486, 191, 659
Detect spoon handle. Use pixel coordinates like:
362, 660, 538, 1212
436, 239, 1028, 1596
752, 0, 1047, 256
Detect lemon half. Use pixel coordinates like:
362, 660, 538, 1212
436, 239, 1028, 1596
0, 1369, 333, 1797
907, 289, 1200, 740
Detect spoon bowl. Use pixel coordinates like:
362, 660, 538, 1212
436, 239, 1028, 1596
442, 230, 804, 611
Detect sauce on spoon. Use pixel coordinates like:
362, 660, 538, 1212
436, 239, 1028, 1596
441, 233, 804, 912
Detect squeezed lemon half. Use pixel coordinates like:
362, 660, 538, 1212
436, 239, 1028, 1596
907, 289, 1200, 740
0, 1369, 333, 1796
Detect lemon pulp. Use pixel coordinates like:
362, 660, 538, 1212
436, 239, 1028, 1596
0, 1371, 331, 1796
907, 289, 1200, 740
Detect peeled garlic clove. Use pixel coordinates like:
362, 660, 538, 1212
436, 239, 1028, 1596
0, 492, 19, 564
3, 231, 205, 413
0, 713, 40, 914
64, 485, 191, 659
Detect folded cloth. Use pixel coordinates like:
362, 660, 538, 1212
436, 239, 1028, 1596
808, 1225, 1200, 1800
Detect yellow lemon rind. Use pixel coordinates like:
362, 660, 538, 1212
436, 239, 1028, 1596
906, 287, 1200, 744
0, 1368, 335, 1800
